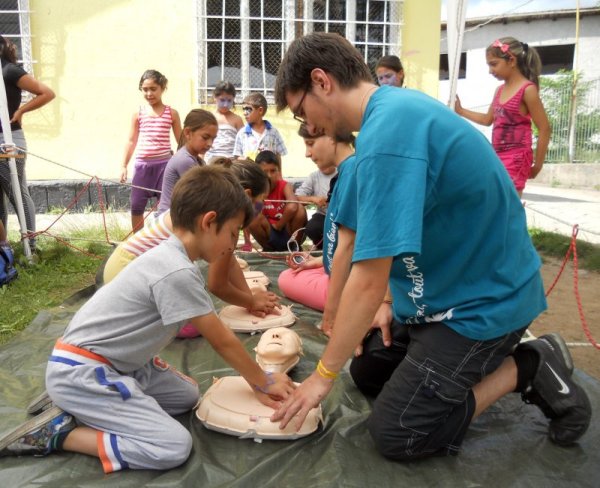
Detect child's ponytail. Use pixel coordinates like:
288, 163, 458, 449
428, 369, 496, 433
178, 109, 218, 150
487, 37, 542, 87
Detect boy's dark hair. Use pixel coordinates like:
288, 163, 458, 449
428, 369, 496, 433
298, 123, 355, 146
213, 80, 236, 98
139, 69, 168, 90
376, 55, 403, 73
212, 158, 270, 198
275, 32, 373, 112
170, 166, 253, 231
243, 93, 268, 114
255, 150, 281, 170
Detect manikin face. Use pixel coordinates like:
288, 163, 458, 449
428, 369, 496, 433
186, 124, 218, 155
256, 327, 301, 361
140, 79, 164, 106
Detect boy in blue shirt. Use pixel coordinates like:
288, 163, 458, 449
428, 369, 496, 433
271, 32, 591, 459
233, 93, 287, 161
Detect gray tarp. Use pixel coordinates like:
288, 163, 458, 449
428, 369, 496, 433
0, 254, 598, 487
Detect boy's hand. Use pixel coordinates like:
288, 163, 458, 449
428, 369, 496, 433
313, 196, 327, 208
454, 95, 463, 115
254, 372, 296, 409
120, 166, 128, 184
248, 289, 281, 317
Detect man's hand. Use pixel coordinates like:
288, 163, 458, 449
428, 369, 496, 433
355, 302, 393, 356
271, 371, 333, 430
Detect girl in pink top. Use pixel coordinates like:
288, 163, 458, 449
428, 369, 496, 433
120, 70, 182, 231
456, 37, 550, 196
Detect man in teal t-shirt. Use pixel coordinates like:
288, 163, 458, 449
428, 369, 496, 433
270, 32, 591, 459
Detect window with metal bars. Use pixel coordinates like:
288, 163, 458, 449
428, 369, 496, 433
197, 0, 403, 103
0, 0, 33, 75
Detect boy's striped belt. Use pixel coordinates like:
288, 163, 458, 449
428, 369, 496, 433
48, 339, 131, 400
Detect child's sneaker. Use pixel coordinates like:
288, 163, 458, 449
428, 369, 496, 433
26, 390, 53, 416
516, 333, 592, 446
0, 405, 76, 457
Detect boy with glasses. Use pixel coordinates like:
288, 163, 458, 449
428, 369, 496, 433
233, 93, 287, 161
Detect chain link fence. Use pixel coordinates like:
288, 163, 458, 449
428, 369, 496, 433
540, 74, 600, 163
197, 0, 404, 103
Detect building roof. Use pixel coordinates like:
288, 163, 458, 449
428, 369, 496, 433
441, 7, 600, 31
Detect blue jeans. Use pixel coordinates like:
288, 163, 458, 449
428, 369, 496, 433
350, 320, 525, 460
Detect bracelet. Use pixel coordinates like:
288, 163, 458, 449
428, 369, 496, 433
254, 371, 274, 394
316, 360, 338, 380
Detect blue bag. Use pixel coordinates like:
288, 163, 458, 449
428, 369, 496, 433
0, 245, 18, 286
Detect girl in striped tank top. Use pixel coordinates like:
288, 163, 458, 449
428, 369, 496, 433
455, 37, 550, 196
120, 70, 182, 230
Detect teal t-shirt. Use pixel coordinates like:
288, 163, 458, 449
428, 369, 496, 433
335, 86, 546, 340
322, 154, 356, 275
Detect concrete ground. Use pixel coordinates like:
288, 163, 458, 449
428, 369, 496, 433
6, 182, 600, 246
523, 183, 600, 245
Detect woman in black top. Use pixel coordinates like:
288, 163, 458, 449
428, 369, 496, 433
0, 35, 55, 251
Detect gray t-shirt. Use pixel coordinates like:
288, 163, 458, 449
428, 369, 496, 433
157, 147, 202, 215
62, 235, 214, 372
295, 169, 337, 214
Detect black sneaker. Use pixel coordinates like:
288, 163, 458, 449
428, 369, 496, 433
517, 333, 592, 446
0, 405, 76, 457
26, 390, 53, 416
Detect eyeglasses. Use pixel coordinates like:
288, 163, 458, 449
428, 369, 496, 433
287, 226, 321, 265
292, 89, 308, 124
287, 227, 306, 253
242, 106, 255, 114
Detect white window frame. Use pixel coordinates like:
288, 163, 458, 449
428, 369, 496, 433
196, 0, 403, 103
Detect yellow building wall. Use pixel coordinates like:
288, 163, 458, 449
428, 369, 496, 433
402, 0, 441, 97
24, 0, 440, 181
27, 0, 197, 180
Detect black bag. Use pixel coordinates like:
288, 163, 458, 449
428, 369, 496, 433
0, 245, 18, 286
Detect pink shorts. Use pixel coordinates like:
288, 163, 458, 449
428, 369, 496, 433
497, 148, 533, 192
278, 267, 329, 312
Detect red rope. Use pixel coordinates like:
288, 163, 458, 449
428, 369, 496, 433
21, 176, 115, 258
571, 227, 600, 350
545, 225, 599, 350
93, 176, 111, 244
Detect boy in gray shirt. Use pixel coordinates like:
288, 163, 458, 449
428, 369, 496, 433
0, 166, 295, 472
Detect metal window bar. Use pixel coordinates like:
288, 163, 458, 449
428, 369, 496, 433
196, 0, 403, 104
0, 0, 34, 77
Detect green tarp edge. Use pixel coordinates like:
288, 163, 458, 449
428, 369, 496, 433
0, 254, 598, 487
